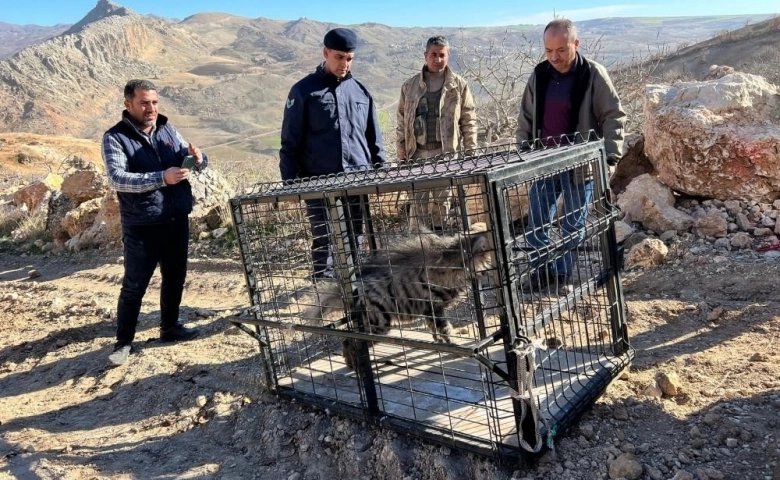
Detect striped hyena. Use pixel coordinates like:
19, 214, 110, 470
312, 229, 493, 369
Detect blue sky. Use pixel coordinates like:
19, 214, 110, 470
1, 0, 777, 27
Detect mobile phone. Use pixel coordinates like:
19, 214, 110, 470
181, 155, 197, 170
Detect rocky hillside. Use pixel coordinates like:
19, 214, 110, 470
0, 1, 774, 161
644, 16, 780, 83
0, 1, 209, 140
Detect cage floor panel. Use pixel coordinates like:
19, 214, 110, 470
275, 331, 617, 451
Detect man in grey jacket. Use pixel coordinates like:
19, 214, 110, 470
516, 18, 625, 294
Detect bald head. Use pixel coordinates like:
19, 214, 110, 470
543, 18, 580, 74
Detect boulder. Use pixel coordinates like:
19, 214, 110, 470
61, 163, 109, 204
644, 72, 780, 202
693, 213, 729, 238
616, 174, 676, 224
189, 168, 236, 233
12, 181, 52, 211
61, 197, 102, 238
45, 191, 76, 243
70, 192, 122, 249
641, 198, 695, 234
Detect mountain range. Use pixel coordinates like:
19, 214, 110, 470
0, 0, 776, 164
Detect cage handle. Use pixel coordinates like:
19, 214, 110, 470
510, 338, 553, 453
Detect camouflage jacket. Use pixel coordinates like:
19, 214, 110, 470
396, 66, 477, 160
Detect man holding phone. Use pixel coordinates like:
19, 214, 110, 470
101, 79, 208, 367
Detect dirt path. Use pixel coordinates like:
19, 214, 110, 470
1, 242, 779, 479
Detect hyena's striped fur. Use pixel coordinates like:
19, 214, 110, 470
313, 230, 493, 369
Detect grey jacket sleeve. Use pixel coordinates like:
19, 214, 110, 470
591, 64, 626, 164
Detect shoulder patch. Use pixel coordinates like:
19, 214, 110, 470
286, 98, 295, 109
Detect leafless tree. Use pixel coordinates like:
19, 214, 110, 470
452, 31, 541, 143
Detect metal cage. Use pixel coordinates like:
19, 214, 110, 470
228, 137, 633, 460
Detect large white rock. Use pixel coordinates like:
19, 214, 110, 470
643, 72, 780, 202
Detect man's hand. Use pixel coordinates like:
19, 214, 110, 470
163, 167, 189, 185
188, 143, 203, 165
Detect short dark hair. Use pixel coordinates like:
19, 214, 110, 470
124, 79, 157, 101
425, 35, 449, 52
544, 19, 578, 42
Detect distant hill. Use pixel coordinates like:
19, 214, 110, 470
0, 0, 775, 163
0, 22, 70, 59
643, 15, 780, 84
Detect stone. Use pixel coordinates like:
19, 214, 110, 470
212, 227, 229, 239
670, 471, 693, 480
188, 168, 237, 233
713, 238, 731, 250
61, 197, 102, 238
655, 371, 682, 396
616, 174, 676, 224
644, 72, 780, 202
613, 406, 629, 421
723, 199, 742, 216
61, 163, 109, 204
736, 213, 753, 231
730, 232, 753, 249
12, 181, 52, 211
642, 198, 695, 234
692, 213, 728, 238
614, 220, 634, 244
643, 384, 663, 398
625, 238, 669, 268
623, 231, 649, 251
608, 453, 643, 480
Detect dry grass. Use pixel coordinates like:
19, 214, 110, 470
3, 206, 49, 243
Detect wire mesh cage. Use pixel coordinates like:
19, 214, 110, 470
228, 137, 633, 460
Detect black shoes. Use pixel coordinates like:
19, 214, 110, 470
160, 324, 201, 342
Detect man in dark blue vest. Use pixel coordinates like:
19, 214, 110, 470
102, 79, 206, 366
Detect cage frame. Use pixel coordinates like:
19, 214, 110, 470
227, 138, 633, 460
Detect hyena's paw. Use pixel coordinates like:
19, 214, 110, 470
342, 338, 358, 370
428, 319, 453, 343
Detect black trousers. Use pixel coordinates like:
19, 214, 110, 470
305, 196, 366, 277
115, 217, 190, 346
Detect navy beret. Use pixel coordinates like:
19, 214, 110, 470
324, 28, 358, 52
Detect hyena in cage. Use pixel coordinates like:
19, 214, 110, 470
311, 228, 493, 369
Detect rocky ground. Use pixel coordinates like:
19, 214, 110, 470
1, 232, 780, 480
